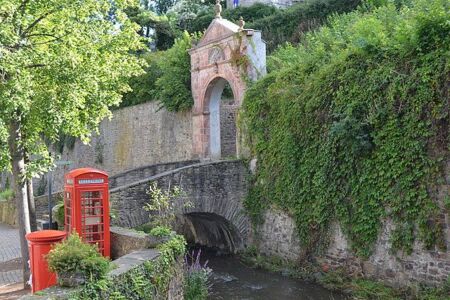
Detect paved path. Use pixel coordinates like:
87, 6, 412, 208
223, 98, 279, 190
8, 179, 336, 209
0, 224, 22, 288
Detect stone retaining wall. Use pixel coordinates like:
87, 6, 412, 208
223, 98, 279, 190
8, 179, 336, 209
258, 178, 450, 287
29, 100, 193, 193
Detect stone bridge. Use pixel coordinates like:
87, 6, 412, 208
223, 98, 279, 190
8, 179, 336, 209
109, 160, 250, 252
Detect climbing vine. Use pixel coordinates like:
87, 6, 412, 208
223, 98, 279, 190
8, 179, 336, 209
241, 0, 449, 258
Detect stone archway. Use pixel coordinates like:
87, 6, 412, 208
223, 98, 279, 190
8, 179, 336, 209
189, 10, 266, 159
204, 77, 238, 159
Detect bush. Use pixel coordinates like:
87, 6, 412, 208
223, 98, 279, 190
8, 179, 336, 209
46, 232, 111, 282
120, 51, 164, 108
121, 31, 199, 112
53, 199, 65, 226
153, 31, 199, 112
248, 0, 362, 53
242, 0, 449, 257
0, 188, 13, 202
73, 233, 187, 299
186, 3, 278, 33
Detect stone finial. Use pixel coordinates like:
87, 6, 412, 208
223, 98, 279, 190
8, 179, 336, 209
214, 0, 222, 19
238, 16, 245, 31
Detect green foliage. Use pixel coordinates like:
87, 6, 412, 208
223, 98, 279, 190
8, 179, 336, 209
150, 225, 172, 237
186, 3, 278, 34
183, 271, 208, 300
122, 32, 199, 111
47, 233, 111, 281
320, 269, 450, 299
242, 0, 449, 257
72, 234, 187, 300
134, 222, 155, 234
248, 0, 362, 53
183, 251, 210, 300
0, 188, 13, 202
151, 0, 180, 15
144, 182, 191, 228
121, 51, 164, 107
0, 0, 144, 175
167, 0, 212, 30
125, 6, 181, 50
53, 200, 65, 226
154, 31, 199, 112
320, 269, 405, 299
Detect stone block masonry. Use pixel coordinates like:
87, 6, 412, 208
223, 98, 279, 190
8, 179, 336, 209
257, 161, 450, 287
31, 100, 193, 193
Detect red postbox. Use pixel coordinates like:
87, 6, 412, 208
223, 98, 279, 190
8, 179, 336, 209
64, 168, 110, 257
26, 230, 67, 293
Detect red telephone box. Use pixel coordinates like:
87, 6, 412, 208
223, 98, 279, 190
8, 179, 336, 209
64, 168, 110, 257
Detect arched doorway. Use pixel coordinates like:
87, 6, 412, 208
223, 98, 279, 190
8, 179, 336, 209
189, 12, 266, 159
206, 78, 237, 159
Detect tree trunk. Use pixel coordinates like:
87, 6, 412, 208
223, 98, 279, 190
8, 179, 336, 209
8, 119, 31, 287
27, 178, 37, 232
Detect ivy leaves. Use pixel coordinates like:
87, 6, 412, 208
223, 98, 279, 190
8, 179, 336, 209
242, 0, 449, 257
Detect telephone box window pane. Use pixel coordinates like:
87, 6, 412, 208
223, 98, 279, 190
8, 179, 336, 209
80, 191, 104, 251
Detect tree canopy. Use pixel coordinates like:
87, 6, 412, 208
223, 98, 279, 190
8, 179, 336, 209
0, 0, 145, 282
0, 0, 145, 174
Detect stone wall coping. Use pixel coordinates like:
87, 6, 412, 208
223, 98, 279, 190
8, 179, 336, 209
110, 226, 148, 238
109, 249, 160, 277
110, 159, 243, 193
109, 159, 200, 180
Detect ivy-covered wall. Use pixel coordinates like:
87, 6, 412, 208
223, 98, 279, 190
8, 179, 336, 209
242, 0, 449, 285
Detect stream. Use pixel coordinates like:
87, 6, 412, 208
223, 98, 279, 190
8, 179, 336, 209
200, 251, 344, 300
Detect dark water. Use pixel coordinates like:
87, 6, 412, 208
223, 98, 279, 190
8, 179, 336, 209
205, 254, 344, 300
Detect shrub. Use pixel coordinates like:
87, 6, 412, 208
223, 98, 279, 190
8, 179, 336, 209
248, 0, 362, 53
186, 3, 278, 33
121, 31, 199, 112
73, 233, 187, 299
53, 200, 65, 226
150, 225, 173, 237
120, 51, 164, 108
144, 182, 191, 228
46, 232, 110, 282
153, 31, 200, 112
0, 188, 13, 202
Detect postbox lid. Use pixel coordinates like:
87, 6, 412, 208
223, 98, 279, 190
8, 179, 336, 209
66, 168, 108, 179
26, 230, 67, 243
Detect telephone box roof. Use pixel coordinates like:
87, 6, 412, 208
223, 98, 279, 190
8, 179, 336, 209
66, 168, 108, 179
